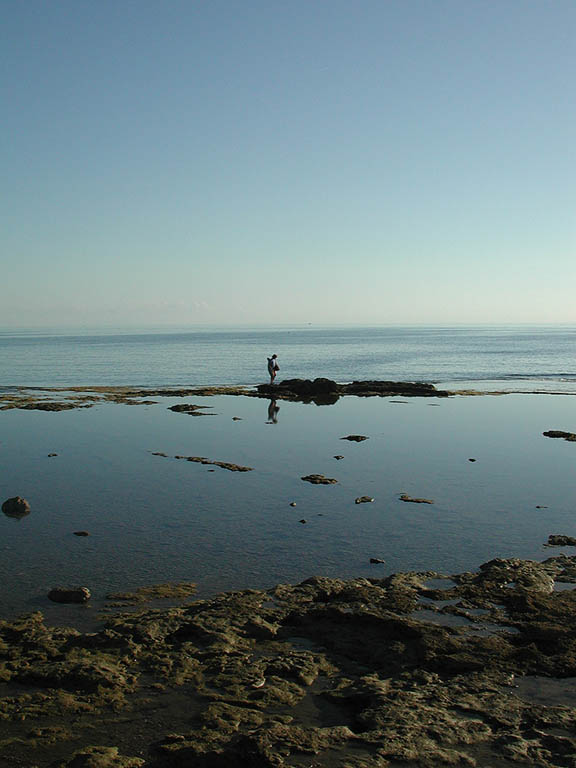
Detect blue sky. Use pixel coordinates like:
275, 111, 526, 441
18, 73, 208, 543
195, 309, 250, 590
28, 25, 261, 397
2, 0, 574, 327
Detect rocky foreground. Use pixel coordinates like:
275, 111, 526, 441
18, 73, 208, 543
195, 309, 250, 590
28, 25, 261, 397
2, 557, 576, 767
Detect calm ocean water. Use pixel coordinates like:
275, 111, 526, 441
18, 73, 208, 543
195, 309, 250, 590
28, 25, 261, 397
2, 324, 576, 625
1, 324, 576, 392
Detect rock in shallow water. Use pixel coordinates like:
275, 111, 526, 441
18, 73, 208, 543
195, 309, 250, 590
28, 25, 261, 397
2, 496, 31, 518
48, 586, 91, 603
399, 493, 434, 504
301, 474, 338, 485
543, 430, 576, 441
547, 535, 576, 546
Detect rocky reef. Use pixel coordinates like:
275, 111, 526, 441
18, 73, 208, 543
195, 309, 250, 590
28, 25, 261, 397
0, 380, 450, 412
2, 556, 576, 766
257, 379, 450, 405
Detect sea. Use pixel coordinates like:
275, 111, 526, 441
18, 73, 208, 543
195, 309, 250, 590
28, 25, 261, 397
1, 324, 576, 628
1, 323, 576, 392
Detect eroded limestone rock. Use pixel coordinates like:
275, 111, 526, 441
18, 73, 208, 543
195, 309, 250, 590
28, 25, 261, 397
2, 558, 576, 767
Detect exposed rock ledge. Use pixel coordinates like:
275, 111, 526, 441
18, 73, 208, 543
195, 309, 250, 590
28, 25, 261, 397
0, 381, 450, 411
256, 378, 450, 404
2, 556, 576, 766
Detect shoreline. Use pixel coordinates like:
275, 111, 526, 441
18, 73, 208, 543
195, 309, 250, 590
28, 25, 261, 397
2, 378, 576, 413
2, 385, 576, 765
1, 554, 576, 767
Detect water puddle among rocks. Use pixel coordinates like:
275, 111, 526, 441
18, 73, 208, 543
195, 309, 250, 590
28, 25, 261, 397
418, 596, 461, 608
462, 622, 520, 636
513, 676, 576, 707
410, 608, 471, 628
553, 582, 576, 592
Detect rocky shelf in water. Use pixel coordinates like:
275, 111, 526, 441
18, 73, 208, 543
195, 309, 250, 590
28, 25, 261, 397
0, 380, 451, 411
2, 555, 576, 767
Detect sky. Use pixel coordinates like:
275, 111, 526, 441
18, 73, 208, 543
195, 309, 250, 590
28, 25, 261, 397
2, 0, 574, 327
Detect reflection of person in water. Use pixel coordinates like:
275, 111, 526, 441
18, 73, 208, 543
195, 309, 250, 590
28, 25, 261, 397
267, 399, 280, 424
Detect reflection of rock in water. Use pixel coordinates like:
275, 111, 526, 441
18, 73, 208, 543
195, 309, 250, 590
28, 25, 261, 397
2, 496, 31, 518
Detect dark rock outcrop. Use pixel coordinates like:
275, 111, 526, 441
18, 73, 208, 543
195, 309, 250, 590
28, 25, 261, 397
547, 535, 576, 546
48, 587, 91, 603
301, 474, 338, 485
2, 496, 31, 518
257, 379, 449, 404
543, 430, 576, 441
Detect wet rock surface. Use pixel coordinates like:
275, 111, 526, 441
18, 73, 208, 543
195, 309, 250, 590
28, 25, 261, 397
151, 452, 253, 472
301, 474, 338, 485
400, 494, 434, 504
0, 380, 452, 413
2, 497, 31, 518
543, 430, 576, 442
48, 586, 91, 604
2, 557, 576, 766
547, 535, 576, 547
257, 379, 450, 403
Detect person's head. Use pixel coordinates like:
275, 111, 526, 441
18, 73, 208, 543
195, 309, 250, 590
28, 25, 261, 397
272, 354, 277, 359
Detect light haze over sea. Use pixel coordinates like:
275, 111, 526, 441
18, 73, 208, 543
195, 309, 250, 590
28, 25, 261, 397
1, 324, 575, 393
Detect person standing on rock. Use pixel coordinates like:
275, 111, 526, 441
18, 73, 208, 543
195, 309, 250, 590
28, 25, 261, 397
267, 354, 279, 384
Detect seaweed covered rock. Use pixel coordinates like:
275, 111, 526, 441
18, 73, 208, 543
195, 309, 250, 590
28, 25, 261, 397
2, 558, 576, 767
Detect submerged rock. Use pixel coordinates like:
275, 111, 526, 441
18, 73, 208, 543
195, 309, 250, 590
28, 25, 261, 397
106, 582, 197, 604
168, 403, 215, 416
399, 493, 434, 504
2, 496, 31, 518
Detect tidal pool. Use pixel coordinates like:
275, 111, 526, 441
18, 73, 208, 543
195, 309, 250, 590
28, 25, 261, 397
1, 391, 576, 626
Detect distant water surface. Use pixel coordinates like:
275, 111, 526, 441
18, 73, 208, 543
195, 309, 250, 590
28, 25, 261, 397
1, 324, 575, 392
